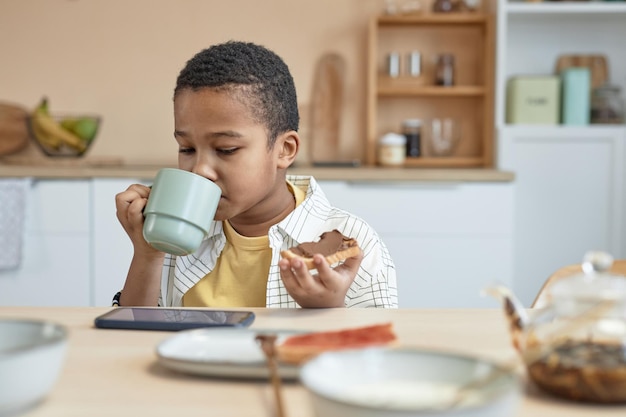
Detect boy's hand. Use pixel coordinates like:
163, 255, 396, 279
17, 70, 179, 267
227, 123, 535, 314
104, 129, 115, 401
115, 184, 165, 306
278, 249, 364, 308
115, 184, 161, 256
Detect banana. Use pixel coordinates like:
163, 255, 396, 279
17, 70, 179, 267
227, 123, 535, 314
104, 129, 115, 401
30, 116, 62, 149
31, 97, 87, 153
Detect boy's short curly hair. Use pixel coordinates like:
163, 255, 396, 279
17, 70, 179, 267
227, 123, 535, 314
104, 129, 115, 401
174, 41, 299, 148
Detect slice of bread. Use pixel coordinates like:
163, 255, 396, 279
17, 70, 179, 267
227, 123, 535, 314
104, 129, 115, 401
275, 322, 397, 365
280, 229, 360, 270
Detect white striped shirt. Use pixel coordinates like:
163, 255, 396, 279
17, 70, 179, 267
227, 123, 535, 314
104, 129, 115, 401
159, 175, 398, 308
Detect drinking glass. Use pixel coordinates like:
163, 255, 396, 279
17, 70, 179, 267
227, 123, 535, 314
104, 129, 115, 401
427, 118, 460, 156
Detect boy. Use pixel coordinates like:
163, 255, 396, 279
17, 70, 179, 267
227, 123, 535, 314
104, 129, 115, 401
115, 41, 397, 308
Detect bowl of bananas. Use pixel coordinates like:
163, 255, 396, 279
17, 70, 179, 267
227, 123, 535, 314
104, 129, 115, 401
28, 97, 100, 157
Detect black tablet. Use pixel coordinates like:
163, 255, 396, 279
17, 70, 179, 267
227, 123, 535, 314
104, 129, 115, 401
94, 307, 255, 331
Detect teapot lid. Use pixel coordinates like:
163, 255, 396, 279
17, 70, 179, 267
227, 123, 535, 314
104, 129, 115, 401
550, 251, 626, 302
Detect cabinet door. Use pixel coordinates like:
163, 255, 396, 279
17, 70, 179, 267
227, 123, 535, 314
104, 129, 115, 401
92, 178, 145, 306
498, 126, 625, 306
384, 235, 512, 308
319, 181, 514, 308
0, 180, 91, 306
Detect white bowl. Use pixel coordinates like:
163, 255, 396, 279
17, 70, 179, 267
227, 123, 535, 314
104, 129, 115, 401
0, 319, 68, 415
300, 348, 521, 417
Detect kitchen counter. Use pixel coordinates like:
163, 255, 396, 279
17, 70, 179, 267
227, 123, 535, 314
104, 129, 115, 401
0, 161, 514, 182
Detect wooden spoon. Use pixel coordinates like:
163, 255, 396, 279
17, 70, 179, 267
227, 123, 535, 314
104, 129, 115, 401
256, 334, 287, 417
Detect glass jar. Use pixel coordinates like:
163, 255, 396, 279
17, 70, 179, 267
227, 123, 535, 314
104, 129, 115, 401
428, 118, 460, 156
432, 0, 454, 12
387, 52, 400, 78
402, 119, 422, 158
591, 84, 625, 124
377, 133, 406, 167
435, 54, 455, 87
407, 51, 421, 78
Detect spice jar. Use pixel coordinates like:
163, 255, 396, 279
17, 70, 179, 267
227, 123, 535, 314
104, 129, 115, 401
407, 51, 421, 77
591, 84, 625, 124
402, 119, 422, 157
432, 0, 454, 12
387, 52, 400, 78
377, 133, 406, 167
435, 54, 455, 87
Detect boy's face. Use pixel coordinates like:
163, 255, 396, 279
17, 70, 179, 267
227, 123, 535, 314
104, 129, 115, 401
173, 87, 297, 224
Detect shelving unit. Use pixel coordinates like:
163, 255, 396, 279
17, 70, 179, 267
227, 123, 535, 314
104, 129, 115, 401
495, 1, 626, 128
366, 13, 495, 168
495, 0, 626, 306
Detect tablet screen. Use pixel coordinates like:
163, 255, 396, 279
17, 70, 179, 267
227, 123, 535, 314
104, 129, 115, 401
94, 307, 255, 331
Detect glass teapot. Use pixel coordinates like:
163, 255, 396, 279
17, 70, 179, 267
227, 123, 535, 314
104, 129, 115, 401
488, 251, 626, 403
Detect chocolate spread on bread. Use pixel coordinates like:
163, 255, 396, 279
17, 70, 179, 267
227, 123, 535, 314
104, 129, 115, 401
290, 230, 354, 257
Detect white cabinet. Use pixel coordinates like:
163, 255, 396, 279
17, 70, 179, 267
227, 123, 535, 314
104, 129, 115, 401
498, 126, 625, 306
93, 178, 514, 309
0, 178, 514, 308
92, 179, 140, 306
0, 180, 91, 306
495, 1, 626, 306
319, 181, 514, 308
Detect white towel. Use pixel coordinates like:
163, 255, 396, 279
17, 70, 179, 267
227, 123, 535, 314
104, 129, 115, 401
0, 178, 30, 270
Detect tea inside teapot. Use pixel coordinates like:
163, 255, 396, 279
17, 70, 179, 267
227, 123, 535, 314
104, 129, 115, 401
528, 339, 626, 403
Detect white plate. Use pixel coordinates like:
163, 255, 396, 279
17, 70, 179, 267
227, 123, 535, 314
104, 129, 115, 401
156, 327, 300, 379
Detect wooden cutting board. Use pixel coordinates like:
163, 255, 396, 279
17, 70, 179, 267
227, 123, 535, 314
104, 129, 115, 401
555, 54, 609, 89
0, 102, 30, 156
309, 53, 346, 163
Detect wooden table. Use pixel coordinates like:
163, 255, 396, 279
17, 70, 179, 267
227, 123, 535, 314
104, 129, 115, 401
1, 307, 624, 417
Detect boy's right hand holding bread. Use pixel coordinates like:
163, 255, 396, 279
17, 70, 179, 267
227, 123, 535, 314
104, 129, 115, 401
278, 230, 363, 308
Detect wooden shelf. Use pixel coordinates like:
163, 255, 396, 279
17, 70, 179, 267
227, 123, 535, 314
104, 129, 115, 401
403, 156, 485, 168
502, 125, 626, 136
378, 13, 488, 25
378, 82, 486, 97
506, 2, 626, 14
366, 13, 495, 168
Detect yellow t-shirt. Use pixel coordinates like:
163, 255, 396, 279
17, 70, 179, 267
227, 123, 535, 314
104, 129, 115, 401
182, 181, 305, 307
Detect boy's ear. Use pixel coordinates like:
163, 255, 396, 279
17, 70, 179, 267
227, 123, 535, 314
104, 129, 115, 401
276, 131, 300, 169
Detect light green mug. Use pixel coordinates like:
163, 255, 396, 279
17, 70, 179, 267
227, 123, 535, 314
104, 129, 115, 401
143, 168, 221, 256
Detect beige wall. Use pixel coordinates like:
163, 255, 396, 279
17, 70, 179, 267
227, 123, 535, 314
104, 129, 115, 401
1, 0, 395, 165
